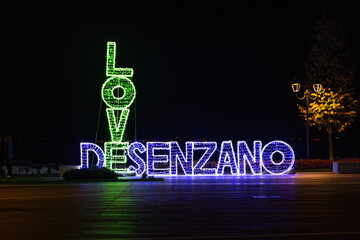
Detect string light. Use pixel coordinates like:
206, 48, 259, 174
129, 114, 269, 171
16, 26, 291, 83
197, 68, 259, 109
216, 141, 238, 175
80, 142, 105, 169
102, 41, 135, 172
79, 42, 297, 176
237, 141, 262, 175
262, 141, 295, 175
192, 142, 217, 175
147, 142, 171, 176
101, 76, 136, 109
106, 108, 130, 142
128, 142, 146, 176
105, 142, 129, 172
81, 140, 296, 175
106, 42, 133, 77
103, 41, 136, 109
170, 142, 193, 175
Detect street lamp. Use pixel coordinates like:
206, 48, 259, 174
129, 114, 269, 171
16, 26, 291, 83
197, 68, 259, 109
291, 80, 322, 160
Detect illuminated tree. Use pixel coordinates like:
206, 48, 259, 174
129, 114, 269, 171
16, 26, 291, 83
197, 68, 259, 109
298, 88, 357, 160
301, 16, 358, 160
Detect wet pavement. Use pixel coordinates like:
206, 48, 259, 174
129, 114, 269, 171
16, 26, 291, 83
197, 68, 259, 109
1, 173, 360, 239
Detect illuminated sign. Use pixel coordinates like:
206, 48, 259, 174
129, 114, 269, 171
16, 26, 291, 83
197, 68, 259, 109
80, 42, 295, 176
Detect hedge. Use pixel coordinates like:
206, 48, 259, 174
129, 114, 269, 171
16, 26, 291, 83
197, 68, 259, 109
63, 167, 118, 180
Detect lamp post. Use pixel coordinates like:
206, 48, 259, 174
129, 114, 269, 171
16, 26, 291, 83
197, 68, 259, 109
291, 80, 322, 160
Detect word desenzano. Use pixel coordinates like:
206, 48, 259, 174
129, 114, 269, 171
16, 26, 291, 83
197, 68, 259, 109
80, 42, 295, 176
81, 140, 295, 176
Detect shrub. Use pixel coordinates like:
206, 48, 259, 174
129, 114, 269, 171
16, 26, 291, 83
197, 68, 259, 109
294, 159, 332, 169
63, 167, 118, 180
294, 159, 360, 170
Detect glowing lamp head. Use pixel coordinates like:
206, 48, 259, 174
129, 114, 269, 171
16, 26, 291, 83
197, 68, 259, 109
291, 83, 301, 93
313, 83, 322, 93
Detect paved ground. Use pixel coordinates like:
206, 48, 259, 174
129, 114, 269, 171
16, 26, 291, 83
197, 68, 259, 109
0, 173, 360, 239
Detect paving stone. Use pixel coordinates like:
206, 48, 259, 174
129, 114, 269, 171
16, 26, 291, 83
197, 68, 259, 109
0, 174, 360, 239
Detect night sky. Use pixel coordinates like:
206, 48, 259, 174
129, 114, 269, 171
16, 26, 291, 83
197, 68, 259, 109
2, 1, 360, 163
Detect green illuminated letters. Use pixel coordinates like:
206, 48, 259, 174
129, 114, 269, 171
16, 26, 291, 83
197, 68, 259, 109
103, 42, 135, 172
106, 108, 130, 142
105, 142, 129, 172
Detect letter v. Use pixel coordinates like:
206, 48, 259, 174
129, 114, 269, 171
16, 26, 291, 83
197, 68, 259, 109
106, 108, 130, 142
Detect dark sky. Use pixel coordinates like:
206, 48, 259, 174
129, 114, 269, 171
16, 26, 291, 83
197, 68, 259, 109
1, 1, 360, 162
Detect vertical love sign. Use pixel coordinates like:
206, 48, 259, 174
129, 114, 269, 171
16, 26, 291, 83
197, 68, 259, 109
80, 42, 296, 176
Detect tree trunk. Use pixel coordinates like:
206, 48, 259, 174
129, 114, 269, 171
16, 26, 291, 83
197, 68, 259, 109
328, 127, 334, 161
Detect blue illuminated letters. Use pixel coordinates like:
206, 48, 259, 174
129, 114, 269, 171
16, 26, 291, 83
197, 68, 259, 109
79, 41, 296, 176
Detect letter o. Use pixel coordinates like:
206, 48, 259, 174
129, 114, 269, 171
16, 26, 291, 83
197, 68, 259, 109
102, 76, 136, 108
262, 141, 295, 175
